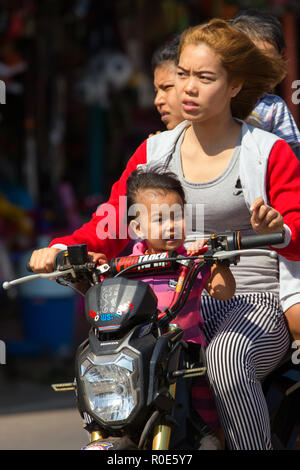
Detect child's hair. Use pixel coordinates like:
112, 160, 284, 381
231, 9, 286, 55
178, 18, 286, 120
126, 166, 186, 222
151, 34, 181, 71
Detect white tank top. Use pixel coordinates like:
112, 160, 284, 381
167, 131, 279, 294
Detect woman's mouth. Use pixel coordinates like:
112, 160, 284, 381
182, 100, 199, 112
160, 111, 170, 123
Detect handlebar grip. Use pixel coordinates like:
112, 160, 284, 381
240, 231, 284, 249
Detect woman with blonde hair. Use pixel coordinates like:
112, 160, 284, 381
29, 19, 300, 449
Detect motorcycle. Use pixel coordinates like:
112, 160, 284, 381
3, 231, 288, 450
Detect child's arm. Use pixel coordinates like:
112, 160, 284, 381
204, 264, 236, 300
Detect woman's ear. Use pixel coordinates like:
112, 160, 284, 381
230, 81, 243, 98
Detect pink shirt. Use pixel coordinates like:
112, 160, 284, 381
131, 241, 211, 346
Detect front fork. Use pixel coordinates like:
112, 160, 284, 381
152, 321, 181, 451
90, 429, 105, 442
152, 382, 177, 450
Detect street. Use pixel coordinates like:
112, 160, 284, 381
0, 407, 87, 450
0, 357, 88, 450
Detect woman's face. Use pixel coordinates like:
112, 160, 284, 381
175, 43, 240, 124
153, 62, 184, 130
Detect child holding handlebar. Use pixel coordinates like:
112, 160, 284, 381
123, 167, 235, 449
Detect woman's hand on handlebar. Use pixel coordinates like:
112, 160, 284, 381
29, 248, 108, 273
88, 252, 108, 265
29, 247, 61, 273
250, 197, 284, 235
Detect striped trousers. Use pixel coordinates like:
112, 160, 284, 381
201, 292, 290, 450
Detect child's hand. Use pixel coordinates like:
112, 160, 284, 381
88, 252, 108, 265
250, 197, 284, 234
187, 239, 208, 256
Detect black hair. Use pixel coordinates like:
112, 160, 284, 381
231, 9, 286, 55
126, 166, 186, 222
151, 34, 181, 71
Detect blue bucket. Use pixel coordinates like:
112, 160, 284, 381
21, 296, 76, 355
14, 243, 77, 356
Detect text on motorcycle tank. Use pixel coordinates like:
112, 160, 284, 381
109, 251, 177, 276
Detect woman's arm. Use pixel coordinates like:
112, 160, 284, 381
264, 139, 300, 260
50, 140, 148, 257
29, 141, 148, 273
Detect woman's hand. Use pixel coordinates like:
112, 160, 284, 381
29, 248, 108, 273
250, 197, 284, 234
29, 247, 62, 273
88, 252, 108, 265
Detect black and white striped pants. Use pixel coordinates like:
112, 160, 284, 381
201, 292, 290, 450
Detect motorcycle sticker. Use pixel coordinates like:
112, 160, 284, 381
81, 441, 113, 450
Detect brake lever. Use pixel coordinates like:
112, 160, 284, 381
211, 249, 278, 261
2, 267, 75, 290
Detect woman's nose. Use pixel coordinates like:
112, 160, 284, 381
154, 89, 165, 107
184, 76, 197, 94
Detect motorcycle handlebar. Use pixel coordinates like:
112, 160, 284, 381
239, 231, 284, 249
208, 230, 285, 251
3, 231, 285, 290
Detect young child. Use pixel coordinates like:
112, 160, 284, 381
125, 166, 236, 449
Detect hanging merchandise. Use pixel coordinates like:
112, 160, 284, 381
0, 193, 33, 237
105, 53, 134, 91
0, 41, 27, 96
126, 38, 155, 109
76, 51, 133, 108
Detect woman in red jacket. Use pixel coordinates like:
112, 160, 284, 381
29, 19, 300, 449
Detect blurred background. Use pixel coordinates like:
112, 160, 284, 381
0, 0, 299, 450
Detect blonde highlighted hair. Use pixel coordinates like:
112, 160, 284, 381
178, 18, 286, 120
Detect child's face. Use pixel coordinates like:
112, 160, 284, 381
130, 188, 185, 253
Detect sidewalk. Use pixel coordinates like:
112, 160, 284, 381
0, 356, 87, 449
0, 353, 77, 413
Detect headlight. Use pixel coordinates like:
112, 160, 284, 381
80, 351, 139, 424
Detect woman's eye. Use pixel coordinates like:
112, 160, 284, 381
200, 76, 213, 82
